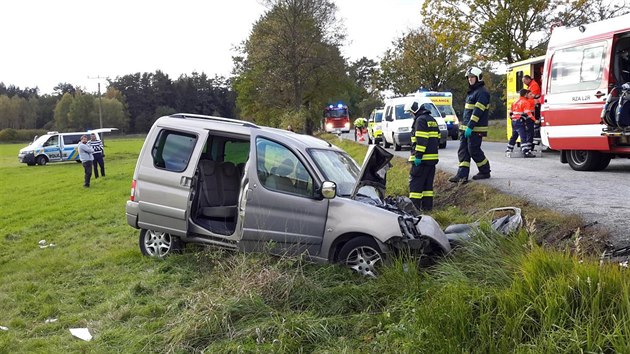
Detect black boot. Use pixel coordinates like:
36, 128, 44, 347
472, 172, 491, 180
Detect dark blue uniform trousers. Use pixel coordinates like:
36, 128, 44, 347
455, 132, 490, 178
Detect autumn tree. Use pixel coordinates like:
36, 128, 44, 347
379, 27, 470, 96
233, 0, 347, 133
422, 0, 630, 64
53, 93, 73, 131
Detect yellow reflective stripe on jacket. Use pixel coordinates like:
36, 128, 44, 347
423, 153, 438, 160
465, 103, 475, 109
459, 161, 470, 167
429, 132, 440, 138
408, 155, 415, 161
471, 115, 480, 122
423, 190, 434, 197
475, 102, 488, 110
472, 126, 488, 132
416, 131, 429, 138
416, 145, 426, 152
409, 192, 423, 199
411, 136, 416, 143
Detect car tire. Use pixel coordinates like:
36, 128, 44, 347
383, 137, 391, 149
567, 150, 609, 171
337, 236, 383, 277
439, 140, 447, 149
451, 133, 458, 140
139, 229, 183, 257
36, 155, 47, 166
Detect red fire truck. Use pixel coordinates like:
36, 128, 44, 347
323, 103, 350, 133
539, 14, 630, 171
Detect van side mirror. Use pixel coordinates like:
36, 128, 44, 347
385, 116, 393, 122
320, 181, 337, 199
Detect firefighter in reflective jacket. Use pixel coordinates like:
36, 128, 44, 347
449, 66, 491, 182
407, 100, 439, 211
506, 89, 535, 157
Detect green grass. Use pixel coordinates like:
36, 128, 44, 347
1, 136, 629, 353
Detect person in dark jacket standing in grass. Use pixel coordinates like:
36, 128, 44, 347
89, 133, 105, 178
407, 100, 439, 211
78, 135, 94, 188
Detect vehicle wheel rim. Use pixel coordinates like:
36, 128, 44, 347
144, 230, 172, 257
571, 150, 587, 165
345, 246, 382, 277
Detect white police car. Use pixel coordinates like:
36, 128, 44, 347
17, 128, 117, 166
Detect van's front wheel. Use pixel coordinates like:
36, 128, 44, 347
139, 229, 182, 257
338, 237, 383, 277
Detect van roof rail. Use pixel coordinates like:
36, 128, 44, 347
169, 113, 259, 128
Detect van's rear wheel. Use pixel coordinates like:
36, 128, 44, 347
338, 237, 383, 277
139, 229, 182, 257
567, 150, 610, 171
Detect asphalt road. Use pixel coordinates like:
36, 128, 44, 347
344, 131, 630, 248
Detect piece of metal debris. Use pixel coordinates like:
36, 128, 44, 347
70, 328, 92, 341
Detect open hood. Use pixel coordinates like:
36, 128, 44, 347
351, 144, 393, 200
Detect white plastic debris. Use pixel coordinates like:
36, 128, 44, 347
0, 325, 8, 331
44, 318, 58, 324
70, 328, 92, 341
38, 240, 46, 246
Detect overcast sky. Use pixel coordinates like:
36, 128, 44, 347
2, 0, 422, 95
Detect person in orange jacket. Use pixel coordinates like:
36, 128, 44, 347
506, 89, 535, 157
523, 75, 541, 148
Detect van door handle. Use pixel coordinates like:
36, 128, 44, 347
594, 91, 605, 99
180, 176, 192, 187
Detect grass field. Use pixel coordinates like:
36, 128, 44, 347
1, 136, 629, 353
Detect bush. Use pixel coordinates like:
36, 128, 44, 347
0, 128, 48, 143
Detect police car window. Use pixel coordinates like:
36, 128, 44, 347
152, 130, 197, 172
550, 42, 606, 94
63, 134, 82, 145
374, 112, 383, 122
44, 136, 59, 147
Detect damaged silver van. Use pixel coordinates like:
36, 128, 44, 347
125, 114, 451, 276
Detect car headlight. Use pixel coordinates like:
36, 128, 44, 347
344, 122, 350, 128
397, 127, 411, 133
326, 123, 333, 129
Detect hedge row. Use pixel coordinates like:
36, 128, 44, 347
0, 128, 48, 143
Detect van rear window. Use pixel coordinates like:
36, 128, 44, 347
550, 42, 606, 94
152, 130, 197, 172
63, 134, 82, 145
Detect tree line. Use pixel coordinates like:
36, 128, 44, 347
2, 0, 628, 135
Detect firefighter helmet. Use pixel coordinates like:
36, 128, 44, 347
465, 66, 483, 80
404, 100, 421, 114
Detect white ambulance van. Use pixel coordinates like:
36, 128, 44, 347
17, 128, 117, 166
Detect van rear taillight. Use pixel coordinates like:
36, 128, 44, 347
130, 180, 137, 201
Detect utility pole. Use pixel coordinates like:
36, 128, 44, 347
88, 75, 107, 128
